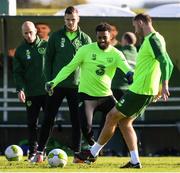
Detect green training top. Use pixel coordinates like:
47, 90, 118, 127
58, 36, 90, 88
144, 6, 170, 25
51, 42, 132, 97
44, 26, 92, 88
129, 32, 173, 95
13, 36, 47, 96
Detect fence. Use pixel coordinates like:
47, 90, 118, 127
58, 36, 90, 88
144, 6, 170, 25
0, 16, 180, 155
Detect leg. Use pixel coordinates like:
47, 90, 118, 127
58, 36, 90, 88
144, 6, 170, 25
79, 99, 98, 146
118, 118, 137, 152
97, 106, 124, 145
77, 106, 124, 162
37, 88, 64, 152
26, 96, 41, 155
66, 88, 81, 153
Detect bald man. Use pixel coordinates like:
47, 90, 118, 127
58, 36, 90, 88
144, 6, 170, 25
13, 21, 48, 161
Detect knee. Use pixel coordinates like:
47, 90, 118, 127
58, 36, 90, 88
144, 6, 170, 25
106, 110, 120, 124
118, 120, 133, 131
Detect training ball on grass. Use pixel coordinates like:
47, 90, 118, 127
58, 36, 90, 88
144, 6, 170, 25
5, 145, 23, 161
48, 148, 68, 167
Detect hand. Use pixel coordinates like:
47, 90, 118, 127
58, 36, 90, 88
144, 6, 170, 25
153, 91, 162, 102
18, 90, 26, 103
125, 71, 134, 85
45, 82, 54, 96
161, 80, 170, 101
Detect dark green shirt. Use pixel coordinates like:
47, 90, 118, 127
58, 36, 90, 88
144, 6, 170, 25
13, 36, 47, 96
111, 45, 137, 90
44, 26, 92, 88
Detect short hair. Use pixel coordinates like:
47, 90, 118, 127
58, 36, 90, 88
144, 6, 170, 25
133, 13, 152, 24
122, 32, 137, 45
65, 6, 78, 14
95, 23, 111, 33
35, 22, 50, 27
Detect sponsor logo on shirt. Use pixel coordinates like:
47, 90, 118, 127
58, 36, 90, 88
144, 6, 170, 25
96, 64, 105, 76
38, 47, 45, 54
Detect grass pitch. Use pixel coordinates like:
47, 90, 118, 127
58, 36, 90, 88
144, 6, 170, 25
0, 156, 180, 172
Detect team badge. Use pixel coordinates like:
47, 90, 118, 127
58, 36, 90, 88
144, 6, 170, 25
73, 40, 82, 50
26, 100, 32, 107
38, 47, 45, 54
107, 57, 113, 63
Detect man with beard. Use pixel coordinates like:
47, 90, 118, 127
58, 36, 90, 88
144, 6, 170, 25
45, 22, 133, 163
76, 13, 174, 168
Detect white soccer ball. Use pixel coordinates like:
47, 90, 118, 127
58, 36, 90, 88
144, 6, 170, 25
5, 145, 23, 161
48, 148, 68, 167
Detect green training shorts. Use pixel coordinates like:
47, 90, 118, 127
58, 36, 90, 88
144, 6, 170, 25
115, 90, 154, 118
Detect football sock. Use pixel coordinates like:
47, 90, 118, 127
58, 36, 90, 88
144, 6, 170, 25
90, 142, 104, 157
130, 150, 140, 164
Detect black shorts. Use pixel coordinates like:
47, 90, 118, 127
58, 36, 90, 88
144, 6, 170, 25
78, 93, 117, 114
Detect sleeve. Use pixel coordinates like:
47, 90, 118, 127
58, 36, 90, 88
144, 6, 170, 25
13, 50, 25, 92
116, 50, 133, 74
44, 33, 56, 81
85, 35, 92, 44
149, 36, 174, 81
51, 47, 84, 87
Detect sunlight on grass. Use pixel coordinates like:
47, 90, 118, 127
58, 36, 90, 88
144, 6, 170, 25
0, 156, 180, 172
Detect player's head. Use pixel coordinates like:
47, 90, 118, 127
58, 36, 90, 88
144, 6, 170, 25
35, 22, 51, 41
22, 21, 37, 43
133, 13, 152, 36
95, 23, 111, 50
64, 6, 80, 32
121, 32, 137, 46
110, 24, 119, 41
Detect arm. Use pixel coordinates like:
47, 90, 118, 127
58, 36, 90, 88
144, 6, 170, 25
18, 90, 26, 103
13, 51, 25, 93
116, 51, 134, 84
150, 36, 174, 101
13, 51, 26, 102
49, 47, 84, 88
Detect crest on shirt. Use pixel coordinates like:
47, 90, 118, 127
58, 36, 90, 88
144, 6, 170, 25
107, 57, 113, 63
26, 100, 32, 107
60, 38, 65, 47
91, 53, 97, 60
38, 47, 45, 54
26, 50, 31, 60
73, 40, 82, 50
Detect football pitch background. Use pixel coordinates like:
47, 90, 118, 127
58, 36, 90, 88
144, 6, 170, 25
0, 156, 180, 172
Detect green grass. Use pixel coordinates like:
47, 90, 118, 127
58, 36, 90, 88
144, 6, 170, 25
0, 156, 180, 172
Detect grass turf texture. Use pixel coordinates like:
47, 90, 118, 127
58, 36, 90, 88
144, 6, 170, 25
0, 156, 180, 172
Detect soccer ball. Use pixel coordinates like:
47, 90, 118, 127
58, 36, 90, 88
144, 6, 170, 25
48, 148, 68, 167
5, 145, 23, 161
